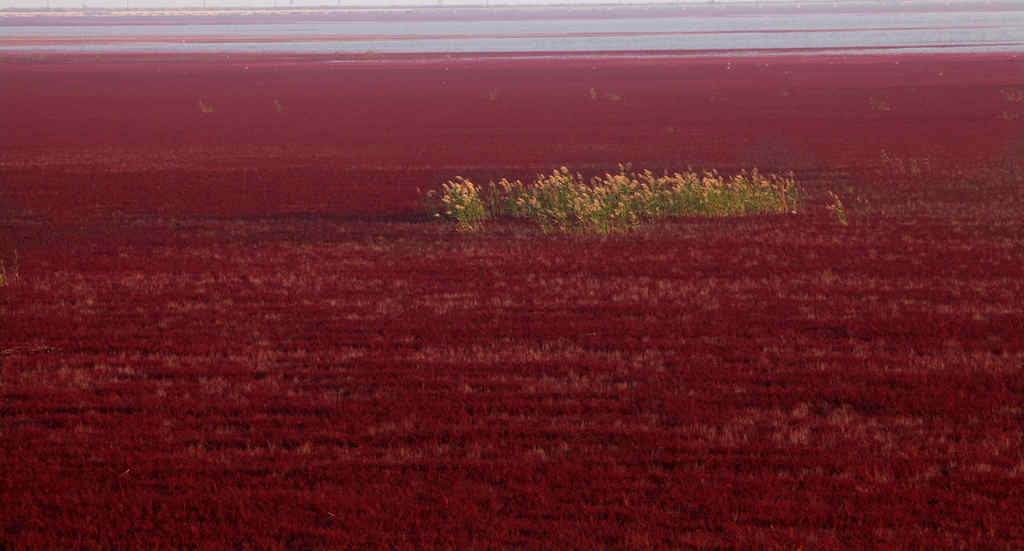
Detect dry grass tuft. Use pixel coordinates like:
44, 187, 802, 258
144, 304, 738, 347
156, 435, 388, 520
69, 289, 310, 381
0, 250, 20, 287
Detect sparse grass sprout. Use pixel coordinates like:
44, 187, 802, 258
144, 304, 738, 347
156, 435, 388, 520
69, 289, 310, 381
826, 191, 849, 226
0, 250, 20, 287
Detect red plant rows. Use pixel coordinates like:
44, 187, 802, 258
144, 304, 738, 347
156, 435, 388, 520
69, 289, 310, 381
2, 51, 1024, 549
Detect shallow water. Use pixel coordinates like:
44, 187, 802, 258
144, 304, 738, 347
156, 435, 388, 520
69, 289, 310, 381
3, 9, 1023, 54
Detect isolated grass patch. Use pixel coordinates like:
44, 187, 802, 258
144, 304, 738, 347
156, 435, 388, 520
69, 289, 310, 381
426, 165, 800, 233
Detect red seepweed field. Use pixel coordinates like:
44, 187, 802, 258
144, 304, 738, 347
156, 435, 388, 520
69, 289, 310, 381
2, 50, 1024, 549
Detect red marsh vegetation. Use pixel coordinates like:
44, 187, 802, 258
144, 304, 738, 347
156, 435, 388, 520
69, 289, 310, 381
2, 52, 1024, 549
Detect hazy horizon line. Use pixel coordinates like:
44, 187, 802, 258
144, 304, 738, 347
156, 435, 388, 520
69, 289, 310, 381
4, 0, 1020, 13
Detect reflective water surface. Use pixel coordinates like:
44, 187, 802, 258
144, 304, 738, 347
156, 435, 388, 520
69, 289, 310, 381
2, 8, 1023, 54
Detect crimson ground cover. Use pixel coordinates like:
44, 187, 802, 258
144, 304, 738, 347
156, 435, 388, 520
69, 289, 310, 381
2, 52, 1024, 549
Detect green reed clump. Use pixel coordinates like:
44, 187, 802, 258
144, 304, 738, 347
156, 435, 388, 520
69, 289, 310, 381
424, 176, 490, 232
428, 165, 800, 233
